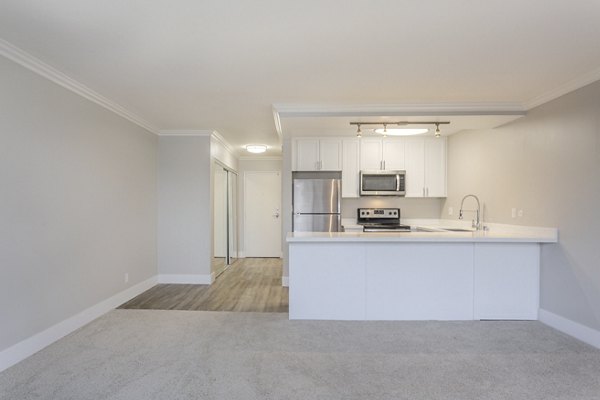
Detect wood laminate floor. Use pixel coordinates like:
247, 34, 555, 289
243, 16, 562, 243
119, 258, 288, 313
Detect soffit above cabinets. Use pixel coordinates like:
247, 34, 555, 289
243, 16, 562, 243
274, 104, 525, 139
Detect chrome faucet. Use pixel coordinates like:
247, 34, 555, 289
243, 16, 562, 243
459, 194, 481, 230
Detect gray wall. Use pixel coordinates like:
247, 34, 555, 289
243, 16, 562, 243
0, 56, 157, 352
444, 81, 600, 331
237, 158, 283, 257
158, 135, 212, 277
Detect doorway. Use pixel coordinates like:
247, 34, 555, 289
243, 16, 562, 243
244, 171, 282, 257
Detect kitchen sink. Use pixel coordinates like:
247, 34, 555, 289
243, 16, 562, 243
442, 228, 475, 232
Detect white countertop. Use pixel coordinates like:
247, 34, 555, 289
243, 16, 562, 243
288, 219, 558, 243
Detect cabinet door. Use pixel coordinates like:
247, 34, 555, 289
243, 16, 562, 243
424, 138, 447, 197
342, 139, 360, 198
359, 138, 383, 170
382, 138, 405, 170
319, 139, 342, 171
294, 139, 320, 171
404, 137, 425, 197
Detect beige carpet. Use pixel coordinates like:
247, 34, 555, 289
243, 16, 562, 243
1, 310, 599, 399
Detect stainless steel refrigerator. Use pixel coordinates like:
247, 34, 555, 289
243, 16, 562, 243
293, 176, 341, 232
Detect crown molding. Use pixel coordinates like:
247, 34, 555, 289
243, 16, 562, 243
158, 129, 213, 136
523, 67, 600, 110
210, 130, 239, 156
159, 129, 241, 157
0, 38, 159, 135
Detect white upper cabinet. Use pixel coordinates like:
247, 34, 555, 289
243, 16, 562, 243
359, 138, 405, 170
342, 139, 360, 198
404, 137, 447, 198
382, 139, 405, 170
359, 139, 383, 170
319, 139, 343, 170
294, 139, 320, 171
293, 136, 446, 198
424, 137, 447, 197
293, 138, 342, 171
404, 138, 426, 197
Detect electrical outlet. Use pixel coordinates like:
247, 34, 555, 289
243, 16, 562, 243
518, 209, 524, 218
448, 207, 453, 216
124, 273, 129, 283
511, 208, 516, 218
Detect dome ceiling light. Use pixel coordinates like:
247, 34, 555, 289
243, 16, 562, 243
245, 144, 268, 153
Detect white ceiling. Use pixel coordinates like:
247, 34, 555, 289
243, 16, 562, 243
1, 1, 599, 156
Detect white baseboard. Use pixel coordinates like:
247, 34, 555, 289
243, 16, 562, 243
0, 276, 157, 373
157, 274, 212, 284
282, 276, 289, 287
539, 308, 600, 349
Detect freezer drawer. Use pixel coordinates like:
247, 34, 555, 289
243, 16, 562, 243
293, 214, 341, 232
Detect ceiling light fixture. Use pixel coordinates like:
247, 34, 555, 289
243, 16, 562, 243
349, 121, 450, 138
245, 144, 267, 154
373, 128, 430, 136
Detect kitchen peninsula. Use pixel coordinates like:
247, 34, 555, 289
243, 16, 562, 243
287, 222, 557, 321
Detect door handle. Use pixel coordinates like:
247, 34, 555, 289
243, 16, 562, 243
273, 212, 280, 218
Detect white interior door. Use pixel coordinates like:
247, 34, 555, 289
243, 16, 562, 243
244, 171, 282, 257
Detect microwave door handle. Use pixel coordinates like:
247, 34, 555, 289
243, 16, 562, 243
396, 174, 400, 191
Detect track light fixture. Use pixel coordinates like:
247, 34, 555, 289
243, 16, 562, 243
349, 121, 450, 137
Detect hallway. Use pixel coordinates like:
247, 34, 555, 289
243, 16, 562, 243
119, 258, 288, 313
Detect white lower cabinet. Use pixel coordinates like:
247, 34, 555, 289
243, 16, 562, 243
365, 243, 474, 320
473, 243, 539, 320
289, 243, 366, 320
289, 241, 541, 321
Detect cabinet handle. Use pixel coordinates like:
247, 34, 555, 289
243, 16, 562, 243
383, 160, 386, 170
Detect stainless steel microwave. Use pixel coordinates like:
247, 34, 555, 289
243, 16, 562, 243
360, 170, 406, 196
